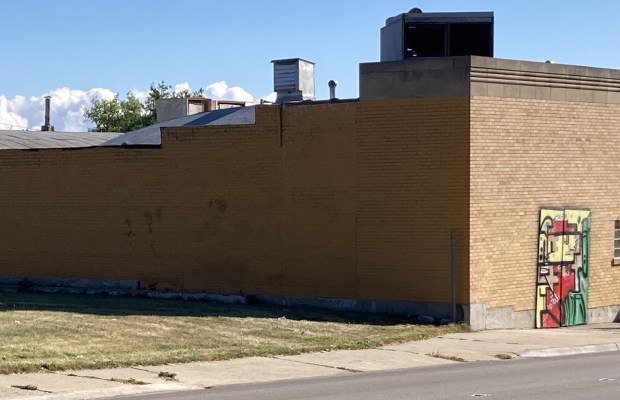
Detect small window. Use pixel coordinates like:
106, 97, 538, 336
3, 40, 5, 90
615, 221, 620, 260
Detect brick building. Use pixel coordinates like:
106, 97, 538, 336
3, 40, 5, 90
360, 56, 620, 329
2, 11, 620, 330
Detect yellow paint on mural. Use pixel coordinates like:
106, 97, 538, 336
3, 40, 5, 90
564, 209, 590, 262
538, 209, 564, 264
536, 284, 547, 328
565, 209, 590, 235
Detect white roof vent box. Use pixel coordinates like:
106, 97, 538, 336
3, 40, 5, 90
272, 58, 315, 103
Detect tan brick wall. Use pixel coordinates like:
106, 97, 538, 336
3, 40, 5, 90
279, 103, 358, 298
153, 107, 284, 293
0, 146, 169, 284
470, 96, 620, 311
356, 98, 470, 303
0, 108, 285, 293
0, 99, 470, 305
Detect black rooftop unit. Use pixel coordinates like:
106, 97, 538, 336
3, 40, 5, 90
380, 10, 494, 61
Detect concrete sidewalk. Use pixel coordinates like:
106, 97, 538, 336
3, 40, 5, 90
2, 323, 619, 400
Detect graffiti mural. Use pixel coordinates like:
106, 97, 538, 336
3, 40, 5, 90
536, 208, 591, 329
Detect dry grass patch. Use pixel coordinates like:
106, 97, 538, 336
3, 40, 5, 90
110, 378, 149, 385
11, 384, 39, 391
0, 292, 468, 374
426, 351, 466, 362
158, 371, 177, 381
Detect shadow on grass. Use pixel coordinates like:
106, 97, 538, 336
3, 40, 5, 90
0, 292, 427, 326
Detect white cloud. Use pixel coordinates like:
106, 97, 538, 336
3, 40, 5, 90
0, 81, 256, 132
204, 81, 254, 103
0, 87, 116, 132
0, 95, 29, 130
173, 82, 191, 93
129, 89, 149, 103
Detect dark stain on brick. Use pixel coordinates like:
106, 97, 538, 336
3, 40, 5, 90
124, 219, 135, 237
144, 212, 153, 234
209, 199, 227, 214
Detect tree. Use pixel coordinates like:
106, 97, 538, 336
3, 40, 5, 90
84, 81, 204, 132
83, 93, 147, 133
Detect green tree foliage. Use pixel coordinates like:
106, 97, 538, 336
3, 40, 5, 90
83, 93, 146, 133
84, 81, 205, 132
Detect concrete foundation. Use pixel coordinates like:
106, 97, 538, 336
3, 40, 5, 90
589, 305, 620, 324
466, 304, 536, 331
467, 303, 620, 331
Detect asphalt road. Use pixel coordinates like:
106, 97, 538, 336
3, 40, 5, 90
109, 351, 620, 400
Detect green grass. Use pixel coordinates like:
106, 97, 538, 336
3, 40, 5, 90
0, 292, 468, 374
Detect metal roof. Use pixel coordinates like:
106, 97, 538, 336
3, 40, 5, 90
0, 106, 256, 150
0, 130, 123, 150
103, 106, 256, 146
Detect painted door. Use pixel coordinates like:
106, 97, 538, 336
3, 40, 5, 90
536, 209, 591, 328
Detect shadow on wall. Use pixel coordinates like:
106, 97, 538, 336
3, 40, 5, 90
0, 291, 429, 327
0, 276, 462, 326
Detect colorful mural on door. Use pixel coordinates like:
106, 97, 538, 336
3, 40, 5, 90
535, 208, 591, 329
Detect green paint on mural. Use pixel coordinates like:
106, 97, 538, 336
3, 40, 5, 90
562, 214, 591, 327
563, 291, 587, 326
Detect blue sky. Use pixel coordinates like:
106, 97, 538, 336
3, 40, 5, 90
1, 0, 620, 131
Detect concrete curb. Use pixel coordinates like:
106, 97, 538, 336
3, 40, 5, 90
13, 383, 202, 400
518, 343, 620, 359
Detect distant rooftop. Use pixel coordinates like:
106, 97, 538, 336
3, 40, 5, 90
104, 106, 256, 146
0, 106, 256, 150
0, 130, 122, 150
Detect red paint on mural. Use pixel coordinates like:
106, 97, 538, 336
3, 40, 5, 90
542, 265, 562, 328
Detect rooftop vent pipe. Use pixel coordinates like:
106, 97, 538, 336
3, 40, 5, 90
41, 96, 54, 132
328, 80, 338, 100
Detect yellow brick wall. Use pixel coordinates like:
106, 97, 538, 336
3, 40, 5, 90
470, 97, 620, 311
152, 107, 284, 293
356, 98, 470, 303
279, 103, 358, 298
0, 146, 169, 284
0, 99, 470, 305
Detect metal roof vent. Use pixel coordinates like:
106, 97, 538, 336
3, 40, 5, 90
328, 80, 338, 100
271, 58, 315, 103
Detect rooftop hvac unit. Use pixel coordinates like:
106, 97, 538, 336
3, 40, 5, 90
272, 58, 315, 103
381, 10, 494, 61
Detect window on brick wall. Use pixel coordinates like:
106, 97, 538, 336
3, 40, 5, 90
615, 221, 620, 261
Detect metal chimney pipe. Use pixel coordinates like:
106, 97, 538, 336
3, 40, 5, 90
44, 96, 51, 126
328, 80, 338, 100
41, 96, 54, 132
